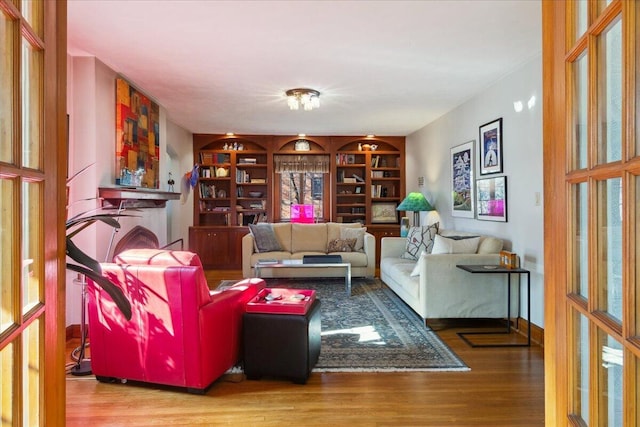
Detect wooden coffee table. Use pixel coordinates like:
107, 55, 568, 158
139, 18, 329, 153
254, 259, 352, 295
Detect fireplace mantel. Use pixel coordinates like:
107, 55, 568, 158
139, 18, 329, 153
99, 186, 181, 208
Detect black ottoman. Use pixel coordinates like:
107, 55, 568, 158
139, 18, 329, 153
243, 299, 321, 384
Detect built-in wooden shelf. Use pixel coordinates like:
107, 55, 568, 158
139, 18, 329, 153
98, 186, 180, 208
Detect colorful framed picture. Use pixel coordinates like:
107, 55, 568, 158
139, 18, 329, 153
451, 140, 475, 218
115, 77, 160, 188
371, 202, 398, 223
478, 118, 503, 175
476, 176, 507, 222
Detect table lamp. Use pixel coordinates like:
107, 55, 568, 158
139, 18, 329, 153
396, 192, 435, 226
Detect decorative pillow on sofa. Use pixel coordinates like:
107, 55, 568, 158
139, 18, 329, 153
431, 234, 480, 254
401, 222, 439, 260
340, 227, 366, 252
248, 224, 283, 253
410, 251, 426, 277
327, 238, 356, 253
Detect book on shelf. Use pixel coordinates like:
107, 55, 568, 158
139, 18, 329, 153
372, 155, 381, 168
343, 177, 357, 184
238, 158, 257, 164
216, 153, 230, 164
236, 169, 250, 183
250, 178, 266, 183
352, 174, 365, 183
200, 152, 213, 164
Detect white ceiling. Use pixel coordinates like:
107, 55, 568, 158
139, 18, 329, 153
67, 0, 541, 137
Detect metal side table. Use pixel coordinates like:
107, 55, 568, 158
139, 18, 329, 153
455, 264, 531, 347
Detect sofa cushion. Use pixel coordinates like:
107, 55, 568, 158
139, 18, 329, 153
431, 234, 480, 254
340, 227, 366, 252
477, 237, 504, 254
401, 223, 439, 260
272, 223, 292, 253
327, 238, 356, 252
291, 223, 328, 253
249, 224, 283, 252
327, 222, 361, 243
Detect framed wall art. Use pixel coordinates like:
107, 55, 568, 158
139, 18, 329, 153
371, 202, 398, 223
451, 140, 475, 218
476, 176, 507, 222
115, 77, 160, 188
478, 118, 503, 175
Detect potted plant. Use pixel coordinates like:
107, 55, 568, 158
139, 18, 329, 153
66, 211, 132, 320
66, 164, 132, 320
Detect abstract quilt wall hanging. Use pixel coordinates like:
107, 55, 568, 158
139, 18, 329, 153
115, 78, 160, 189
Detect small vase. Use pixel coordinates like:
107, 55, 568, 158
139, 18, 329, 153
400, 217, 410, 237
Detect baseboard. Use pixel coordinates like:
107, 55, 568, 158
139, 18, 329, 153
66, 324, 81, 341
512, 317, 544, 347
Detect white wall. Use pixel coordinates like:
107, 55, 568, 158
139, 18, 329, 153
166, 121, 195, 249
66, 55, 193, 326
406, 55, 544, 327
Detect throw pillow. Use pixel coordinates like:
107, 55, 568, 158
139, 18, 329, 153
401, 223, 439, 260
431, 234, 480, 254
340, 227, 366, 252
248, 224, 283, 253
327, 238, 356, 253
410, 251, 425, 277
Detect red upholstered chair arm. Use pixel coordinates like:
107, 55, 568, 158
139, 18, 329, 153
194, 294, 237, 386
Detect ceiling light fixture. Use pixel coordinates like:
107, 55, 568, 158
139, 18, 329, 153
286, 88, 320, 111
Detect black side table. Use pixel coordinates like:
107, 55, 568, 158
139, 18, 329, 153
455, 264, 531, 347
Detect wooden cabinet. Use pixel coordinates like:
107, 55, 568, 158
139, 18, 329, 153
189, 226, 248, 269
367, 224, 401, 267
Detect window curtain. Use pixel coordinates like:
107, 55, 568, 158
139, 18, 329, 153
274, 155, 330, 173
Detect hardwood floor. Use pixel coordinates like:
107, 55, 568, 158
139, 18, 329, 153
65, 270, 544, 426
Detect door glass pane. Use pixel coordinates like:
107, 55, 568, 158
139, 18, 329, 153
596, 16, 622, 165
21, 37, 43, 170
23, 319, 40, 425
0, 341, 14, 425
575, 0, 588, 41
22, 180, 42, 313
572, 310, 590, 424
572, 182, 589, 298
596, 0, 614, 17
0, 178, 15, 334
598, 331, 623, 427
573, 53, 588, 170
21, 0, 43, 39
597, 178, 622, 322
0, 11, 14, 164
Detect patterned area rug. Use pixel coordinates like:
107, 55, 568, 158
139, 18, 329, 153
225, 278, 469, 372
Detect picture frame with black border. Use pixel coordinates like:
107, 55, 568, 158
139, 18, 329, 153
476, 176, 507, 222
478, 118, 503, 175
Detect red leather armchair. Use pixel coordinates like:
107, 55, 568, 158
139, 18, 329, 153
87, 248, 264, 393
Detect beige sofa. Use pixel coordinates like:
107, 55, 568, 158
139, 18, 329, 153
380, 229, 517, 323
242, 222, 375, 279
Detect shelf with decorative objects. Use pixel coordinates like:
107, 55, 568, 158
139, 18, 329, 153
98, 187, 180, 209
